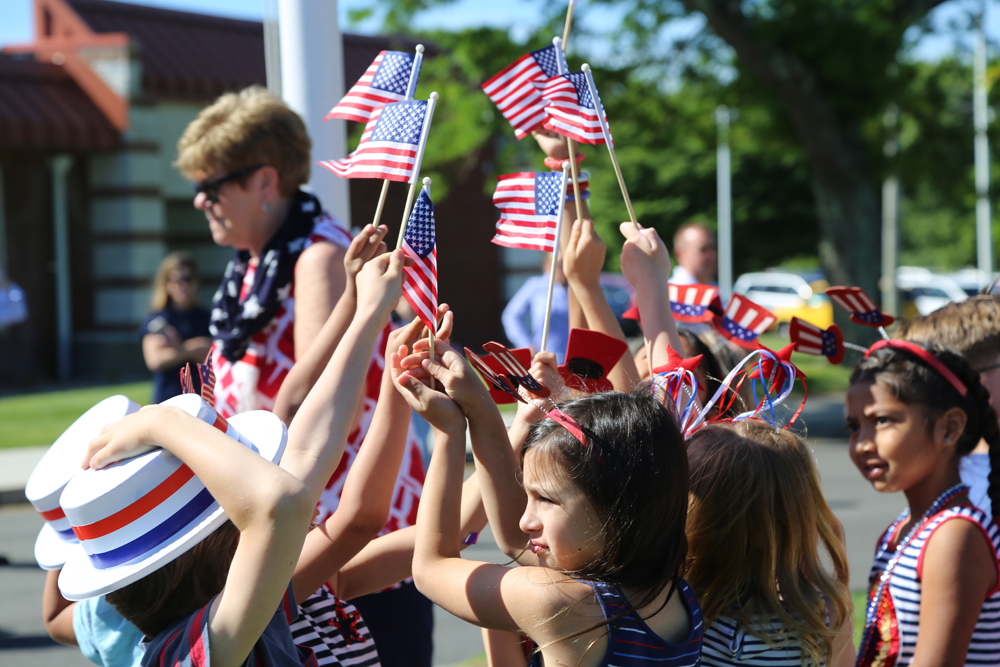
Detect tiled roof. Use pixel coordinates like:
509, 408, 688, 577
68, 0, 435, 101
0, 53, 119, 150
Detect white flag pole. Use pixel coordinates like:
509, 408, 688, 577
372, 45, 425, 230
581, 63, 638, 229
540, 163, 572, 353
553, 36, 583, 225
397, 91, 439, 249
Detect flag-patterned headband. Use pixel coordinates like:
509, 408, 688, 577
865, 340, 967, 398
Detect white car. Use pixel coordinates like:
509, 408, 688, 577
731, 271, 833, 331
896, 267, 968, 316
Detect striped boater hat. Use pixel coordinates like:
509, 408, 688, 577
57, 393, 287, 601
27, 395, 141, 571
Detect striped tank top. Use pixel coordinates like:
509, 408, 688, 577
701, 615, 821, 666
861, 505, 1000, 667
290, 586, 380, 667
529, 579, 704, 667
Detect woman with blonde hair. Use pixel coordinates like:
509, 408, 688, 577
176, 84, 351, 417
686, 420, 854, 666
141, 251, 212, 403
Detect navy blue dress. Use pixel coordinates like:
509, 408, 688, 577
141, 305, 211, 404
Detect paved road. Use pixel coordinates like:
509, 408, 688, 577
0, 441, 904, 667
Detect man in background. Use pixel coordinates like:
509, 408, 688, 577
671, 222, 718, 285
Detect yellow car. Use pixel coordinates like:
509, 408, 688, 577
731, 272, 834, 333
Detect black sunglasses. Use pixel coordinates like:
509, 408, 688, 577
191, 164, 266, 203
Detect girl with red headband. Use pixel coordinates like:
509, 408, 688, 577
847, 340, 1000, 666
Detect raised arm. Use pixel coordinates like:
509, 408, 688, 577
619, 223, 684, 373
562, 218, 640, 390
292, 310, 451, 597
274, 224, 388, 424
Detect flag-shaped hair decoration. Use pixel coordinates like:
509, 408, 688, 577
540, 71, 609, 145
491, 172, 567, 252
402, 188, 438, 335
715, 293, 777, 349
651, 346, 703, 433
319, 100, 427, 182
326, 51, 421, 124
482, 342, 550, 397
557, 329, 627, 394
475, 347, 533, 405
789, 317, 845, 365
669, 283, 721, 324
180, 351, 217, 408
826, 286, 895, 327
481, 45, 562, 139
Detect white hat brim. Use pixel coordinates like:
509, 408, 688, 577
35, 523, 79, 571
58, 410, 286, 601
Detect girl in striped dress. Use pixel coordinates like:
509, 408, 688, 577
685, 421, 854, 667
846, 340, 1000, 667
394, 342, 703, 667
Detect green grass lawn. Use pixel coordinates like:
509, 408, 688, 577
0, 382, 151, 449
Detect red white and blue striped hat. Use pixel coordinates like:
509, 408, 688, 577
27, 395, 141, 571
57, 394, 287, 601
715, 293, 777, 349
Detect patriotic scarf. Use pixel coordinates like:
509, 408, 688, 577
210, 190, 323, 362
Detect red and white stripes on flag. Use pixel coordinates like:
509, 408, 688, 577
491, 171, 567, 252
825, 286, 895, 326
482, 45, 562, 140
540, 71, 609, 145
318, 100, 426, 182
325, 51, 419, 124
402, 188, 438, 334
716, 293, 777, 349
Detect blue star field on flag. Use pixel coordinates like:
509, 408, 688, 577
534, 172, 564, 217
371, 51, 419, 94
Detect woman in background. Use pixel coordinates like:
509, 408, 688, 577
141, 252, 212, 403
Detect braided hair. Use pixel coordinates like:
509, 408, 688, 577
850, 342, 1000, 515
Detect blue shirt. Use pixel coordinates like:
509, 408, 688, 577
73, 596, 145, 667
501, 275, 570, 364
141, 305, 211, 404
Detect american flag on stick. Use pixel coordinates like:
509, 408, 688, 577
482, 45, 562, 139
318, 100, 427, 182
326, 51, 422, 124
540, 71, 609, 145
491, 171, 568, 252
402, 187, 438, 334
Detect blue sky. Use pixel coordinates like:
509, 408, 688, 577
0, 0, 996, 63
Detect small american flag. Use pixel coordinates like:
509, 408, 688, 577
318, 100, 426, 182
180, 351, 217, 408
491, 172, 565, 252
789, 318, 845, 365
669, 283, 719, 323
716, 293, 777, 349
482, 45, 561, 139
326, 51, 421, 124
540, 71, 609, 145
402, 188, 438, 334
826, 286, 895, 327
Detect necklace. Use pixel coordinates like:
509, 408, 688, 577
854, 483, 969, 667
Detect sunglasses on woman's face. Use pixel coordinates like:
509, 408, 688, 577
191, 164, 266, 204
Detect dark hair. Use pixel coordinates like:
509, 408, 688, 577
106, 520, 239, 637
849, 342, 1000, 513
522, 389, 689, 615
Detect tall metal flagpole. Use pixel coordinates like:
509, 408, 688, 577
541, 163, 572, 352
397, 92, 440, 249
975, 1, 993, 287
716, 105, 733, 301
882, 104, 900, 317
372, 45, 424, 230
581, 64, 639, 229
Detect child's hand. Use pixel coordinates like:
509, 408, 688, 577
562, 219, 606, 289
434, 304, 454, 346
403, 341, 495, 419
355, 249, 412, 321
531, 129, 570, 160
515, 351, 564, 424
390, 345, 466, 434
344, 224, 389, 289
619, 223, 672, 294
82, 405, 166, 470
